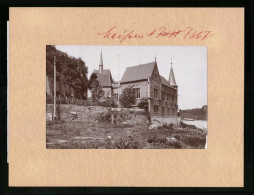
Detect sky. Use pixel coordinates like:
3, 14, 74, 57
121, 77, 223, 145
56, 45, 207, 110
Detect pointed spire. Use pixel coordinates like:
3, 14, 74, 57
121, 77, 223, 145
155, 52, 157, 62
169, 59, 177, 87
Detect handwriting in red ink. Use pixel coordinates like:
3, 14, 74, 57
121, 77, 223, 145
97, 26, 214, 43
148, 27, 214, 40
97, 26, 144, 43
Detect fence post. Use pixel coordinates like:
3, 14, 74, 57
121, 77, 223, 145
111, 110, 114, 124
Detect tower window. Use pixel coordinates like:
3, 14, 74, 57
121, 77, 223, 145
154, 88, 158, 99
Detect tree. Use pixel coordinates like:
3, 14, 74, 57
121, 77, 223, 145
138, 98, 148, 110
119, 87, 136, 108
88, 73, 104, 101
46, 45, 89, 99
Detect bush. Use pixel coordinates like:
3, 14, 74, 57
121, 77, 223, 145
96, 111, 112, 123
165, 139, 186, 149
158, 123, 174, 130
99, 97, 118, 108
113, 139, 140, 149
138, 98, 148, 110
119, 87, 136, 108
180, 135, 206, 147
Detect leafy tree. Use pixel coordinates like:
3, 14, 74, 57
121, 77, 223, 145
88, 73, 104, 101
46, 45, 88, 99
138, 98, 148, 110
119, 87, 136, 108
138, 98, 151, 123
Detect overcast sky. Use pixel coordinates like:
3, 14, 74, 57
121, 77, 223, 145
55, 45, 207, 110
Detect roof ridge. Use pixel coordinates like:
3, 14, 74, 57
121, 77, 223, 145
126, 61, 155, 69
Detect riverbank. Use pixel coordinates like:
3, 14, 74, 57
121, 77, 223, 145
181, 119, 207, 130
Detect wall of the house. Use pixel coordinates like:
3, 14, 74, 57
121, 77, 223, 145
120, 80, 148, 105
148, 64, 162, 115
116, 64, 178, 117
147, 65, 178, 117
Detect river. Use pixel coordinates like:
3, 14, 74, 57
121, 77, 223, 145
181, 119, 207, 130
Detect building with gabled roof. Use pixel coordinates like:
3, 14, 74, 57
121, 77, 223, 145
92, 51, 114, 97
117, 58, 178, 116
120, 62, 156, 83
91, 51, 178, 117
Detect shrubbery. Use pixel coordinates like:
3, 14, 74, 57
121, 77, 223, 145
99, 97, 118, 108
138, 98, 148, 110
96, 111, 112, 123
113, 140, 140, 149
146, 130, 186, 149
158, 123, 174, 130
180, 135, 206, 147
119, 87, 136, 108
95, 109, 147, 125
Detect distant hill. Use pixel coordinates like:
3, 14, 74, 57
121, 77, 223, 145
179, 106, 207, 120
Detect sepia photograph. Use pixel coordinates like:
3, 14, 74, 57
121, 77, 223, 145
46, 45, 207, 149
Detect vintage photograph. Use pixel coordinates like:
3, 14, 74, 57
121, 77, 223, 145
46, 45, 207, 149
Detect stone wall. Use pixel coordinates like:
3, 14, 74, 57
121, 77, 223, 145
46, 104, 108, 122
46, 104, 148, 125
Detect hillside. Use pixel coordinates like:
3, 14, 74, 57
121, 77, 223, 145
46, 45, 89, 99
179, 106, 207, 120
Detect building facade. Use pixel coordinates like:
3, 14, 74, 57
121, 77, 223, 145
92, 51, 114, 98
93, 52, 178, 117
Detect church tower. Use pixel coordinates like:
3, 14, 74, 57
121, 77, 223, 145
168, 60, 178, 89
99, 50, 103, 73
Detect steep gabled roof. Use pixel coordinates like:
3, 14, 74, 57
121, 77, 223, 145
93, 69, 113, 87
120, 62, 156, 83
160, 76, 172, 88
